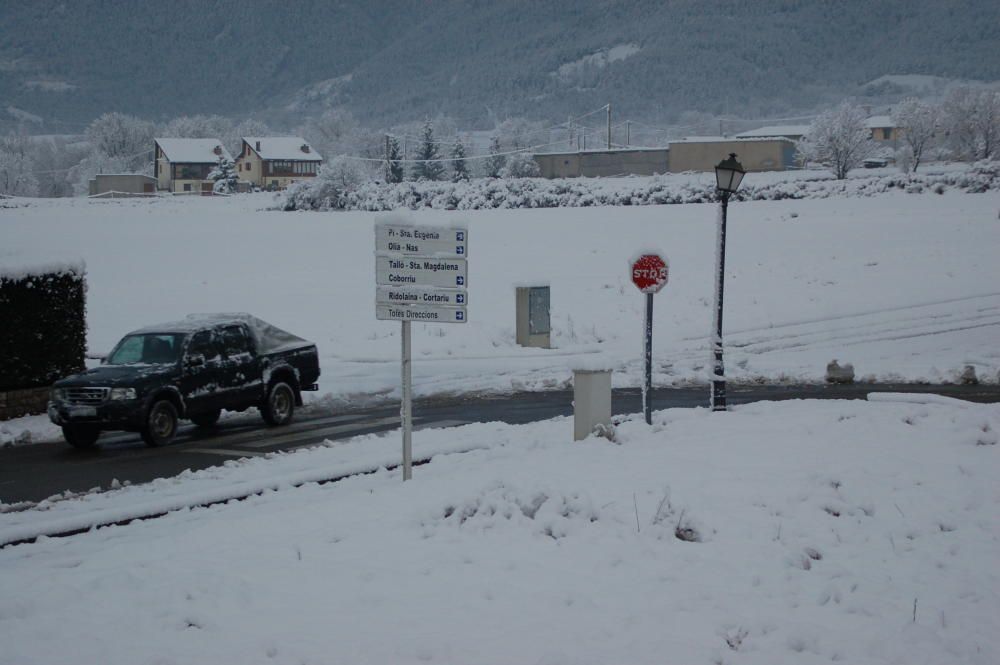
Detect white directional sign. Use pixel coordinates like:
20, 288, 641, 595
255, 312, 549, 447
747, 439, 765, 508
377, 285, 468, 307
376, 304, 467, 323
374, 221, 471, 482
375, 224, 467, 256
375, 255, 468, 289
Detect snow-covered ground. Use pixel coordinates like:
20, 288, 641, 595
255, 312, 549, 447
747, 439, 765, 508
1, 395, 997, 663
2, 180, 999, 442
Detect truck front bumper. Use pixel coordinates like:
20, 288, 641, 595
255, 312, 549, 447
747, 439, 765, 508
48, 400, 144, 431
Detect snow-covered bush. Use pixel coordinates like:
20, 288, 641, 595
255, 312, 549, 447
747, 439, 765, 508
500, 152, 541, 178
280, 161, 1000, 212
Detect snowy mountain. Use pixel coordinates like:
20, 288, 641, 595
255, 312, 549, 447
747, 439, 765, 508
2, 0, 999, 132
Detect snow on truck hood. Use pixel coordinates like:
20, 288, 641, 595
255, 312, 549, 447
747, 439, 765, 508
129, 313, 313, 354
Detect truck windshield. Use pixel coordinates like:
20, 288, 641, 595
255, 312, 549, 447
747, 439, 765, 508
107, 333, 185, 365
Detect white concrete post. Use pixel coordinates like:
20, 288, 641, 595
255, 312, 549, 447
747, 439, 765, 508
573, 369, 612, 441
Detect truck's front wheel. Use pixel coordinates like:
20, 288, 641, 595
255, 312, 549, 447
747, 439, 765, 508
142, 399, 178, 447
62, 425, 100, 449
261, 381, 295, 426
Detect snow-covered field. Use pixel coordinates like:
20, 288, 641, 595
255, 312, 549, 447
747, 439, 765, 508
3, 182, 1000, 442
1, 395, 997, 664
2, 177, 999, 662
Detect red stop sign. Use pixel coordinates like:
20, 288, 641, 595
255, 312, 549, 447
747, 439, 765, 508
631, 253, 669, 293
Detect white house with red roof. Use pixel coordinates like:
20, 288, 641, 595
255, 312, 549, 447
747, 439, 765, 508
235, 137, 323, 190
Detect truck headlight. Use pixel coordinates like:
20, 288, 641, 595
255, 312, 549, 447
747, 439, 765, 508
50, 388, 65, 401
109, 387, 137, 401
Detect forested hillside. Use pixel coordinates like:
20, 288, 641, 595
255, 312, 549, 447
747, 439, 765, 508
2, 0, 998, 132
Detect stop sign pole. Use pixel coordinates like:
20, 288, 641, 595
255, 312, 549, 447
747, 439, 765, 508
630, 253, 669, 424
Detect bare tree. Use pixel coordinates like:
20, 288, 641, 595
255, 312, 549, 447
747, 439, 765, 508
32, 137, 87, 197
228, 118, 272, 157
499, 151, 540, 178
0, 132, 38, 196
86, 112, 155, 168
299, 108, 360, 160
797, 102, 878, 179
941, 86, 1000, 161
891, 98, 939, 172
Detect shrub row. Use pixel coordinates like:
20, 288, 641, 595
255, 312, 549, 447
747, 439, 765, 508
281, 160, 1000, 212
0, 264, 87, 392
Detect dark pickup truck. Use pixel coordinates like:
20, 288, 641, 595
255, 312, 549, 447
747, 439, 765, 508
48, 314, 320, 448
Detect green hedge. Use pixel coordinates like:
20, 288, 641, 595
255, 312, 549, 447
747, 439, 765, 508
0, 265, 87, 391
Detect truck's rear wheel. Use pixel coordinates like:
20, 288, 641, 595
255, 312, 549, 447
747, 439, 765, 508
142, 399, 178, 447
190, 409, 221, 428
261, 381, 295, 426
62, 425, 100, 449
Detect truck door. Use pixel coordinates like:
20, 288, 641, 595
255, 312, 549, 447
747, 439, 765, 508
180, 329, 224, 414
219, 324, 262, 406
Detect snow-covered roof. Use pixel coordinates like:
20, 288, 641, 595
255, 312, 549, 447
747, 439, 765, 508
865, 115, 895, 129
243, 137, 323, 162
131, 313, 311, 354
673, 136, 795, 144
534, 147, 669, 156
154, 138, 232, 164
735, 125, 810, 139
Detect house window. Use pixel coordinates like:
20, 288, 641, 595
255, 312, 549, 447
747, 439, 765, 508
882, 128, 892, 140
183, 183, 192, 192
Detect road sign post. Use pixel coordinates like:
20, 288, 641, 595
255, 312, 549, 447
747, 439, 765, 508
630, 253, 669, 425
376, 221, 468, 481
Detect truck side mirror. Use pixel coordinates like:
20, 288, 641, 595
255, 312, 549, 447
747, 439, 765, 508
185, 354, 205, 368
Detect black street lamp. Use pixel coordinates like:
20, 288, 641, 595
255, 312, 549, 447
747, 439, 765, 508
711, 153, 745, 411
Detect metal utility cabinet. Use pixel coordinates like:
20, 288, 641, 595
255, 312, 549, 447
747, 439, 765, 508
516, 286, 551, 348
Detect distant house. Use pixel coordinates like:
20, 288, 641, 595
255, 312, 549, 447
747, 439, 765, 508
533, 147, 670, 178
154, 138, 232, 193
88, 174, 157, 197
865, 115, 899, 145
234, 137, 323, 190
668, 136, 797, 172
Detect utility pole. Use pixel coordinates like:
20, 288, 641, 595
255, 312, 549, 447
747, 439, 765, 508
568, 115, 573, 148
607, 103, 612, 150
626, 120, 631, 147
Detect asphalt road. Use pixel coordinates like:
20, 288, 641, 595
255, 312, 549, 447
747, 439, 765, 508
2, 384, 998, 505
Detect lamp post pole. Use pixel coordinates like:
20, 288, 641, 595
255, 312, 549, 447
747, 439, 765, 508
710, 153, 745, 412
711, 192, 729, 411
